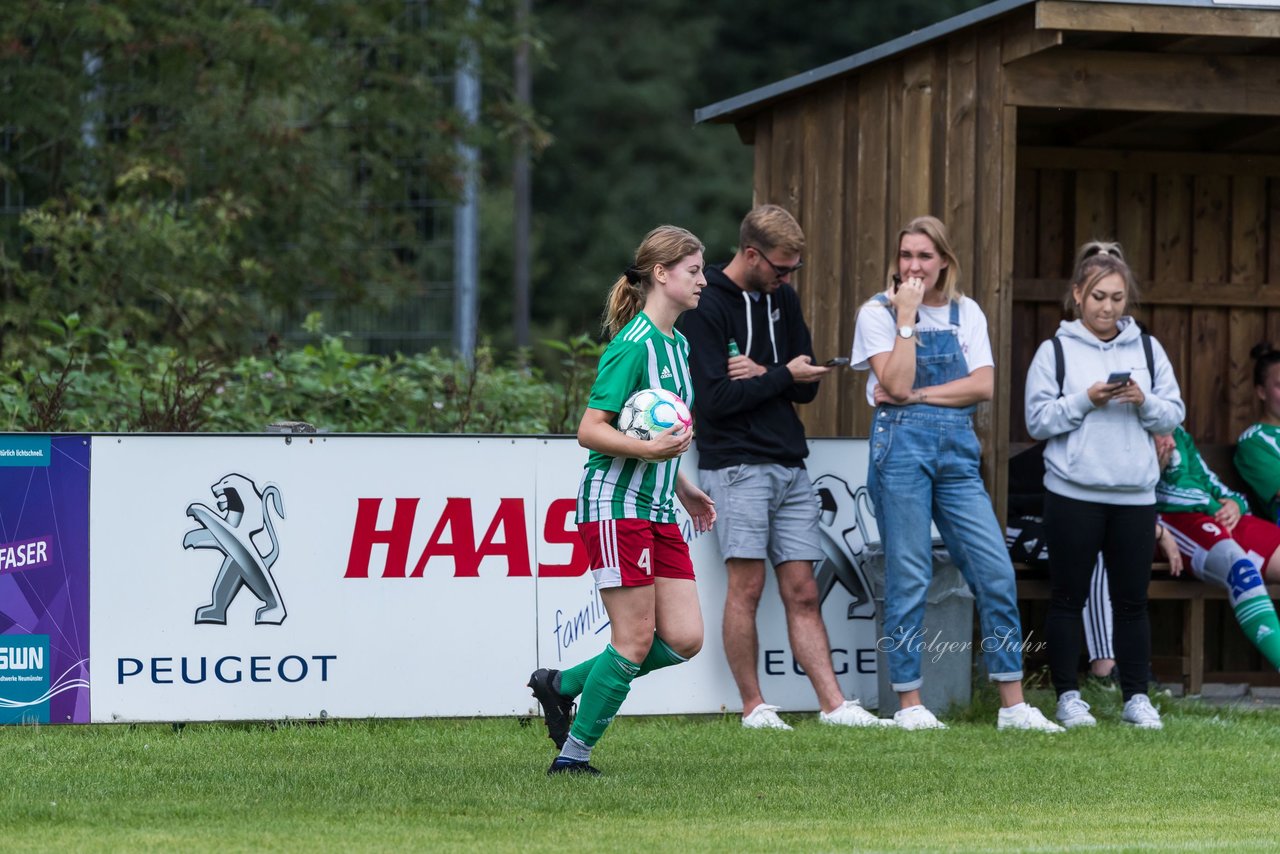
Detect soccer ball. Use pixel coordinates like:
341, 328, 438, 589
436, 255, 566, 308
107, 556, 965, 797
617, 388, 692, 440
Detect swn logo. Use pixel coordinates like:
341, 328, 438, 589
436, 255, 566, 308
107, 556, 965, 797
344, 497, 588, 578
183, 474, 288, 625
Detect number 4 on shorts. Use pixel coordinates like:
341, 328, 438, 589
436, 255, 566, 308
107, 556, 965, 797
638, 548, 652, 575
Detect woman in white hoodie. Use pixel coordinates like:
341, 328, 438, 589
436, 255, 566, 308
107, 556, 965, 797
1024, 252, 1184, 730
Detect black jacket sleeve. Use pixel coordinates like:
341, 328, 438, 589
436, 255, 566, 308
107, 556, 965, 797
779, 288, 819, 405
680, 299, 797, 420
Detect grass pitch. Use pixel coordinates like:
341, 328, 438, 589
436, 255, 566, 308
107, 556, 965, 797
3, 684, 1279, 852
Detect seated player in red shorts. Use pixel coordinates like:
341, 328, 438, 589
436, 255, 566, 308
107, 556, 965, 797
1155, 428, 1280, 669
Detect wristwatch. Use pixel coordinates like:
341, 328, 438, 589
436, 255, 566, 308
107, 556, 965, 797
897, 325, 916, 341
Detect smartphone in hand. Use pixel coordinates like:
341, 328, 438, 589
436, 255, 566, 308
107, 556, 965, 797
825, 357, 850, 368
892, 273, 902, 293
1105, 370, 1131, 386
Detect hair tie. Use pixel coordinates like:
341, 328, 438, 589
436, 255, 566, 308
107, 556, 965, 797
624, 265, 643, 285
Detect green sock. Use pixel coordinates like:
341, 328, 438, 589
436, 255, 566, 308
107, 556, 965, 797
637, 634, 687, 678
557, 634, 686, 699
1226, 558, 1280, 670
566, 644, 640, 748
556, 653, 598, 699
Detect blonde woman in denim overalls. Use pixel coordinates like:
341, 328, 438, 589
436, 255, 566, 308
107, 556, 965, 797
851, 216, 1061, 732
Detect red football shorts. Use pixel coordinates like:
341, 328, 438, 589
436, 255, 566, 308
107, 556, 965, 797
577, 519, 695, 589
1160, 511, 1280, 578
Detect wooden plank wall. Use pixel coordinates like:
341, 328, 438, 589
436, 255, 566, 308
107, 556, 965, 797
746, 26, 1016, 504
1009, 157, 1280, 447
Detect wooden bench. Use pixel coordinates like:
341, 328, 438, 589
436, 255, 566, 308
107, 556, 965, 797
1012, 442, 1280, 695
1015, 568, 1280, 695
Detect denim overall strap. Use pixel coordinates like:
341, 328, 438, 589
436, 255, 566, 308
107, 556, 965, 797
876, 297, 972, 420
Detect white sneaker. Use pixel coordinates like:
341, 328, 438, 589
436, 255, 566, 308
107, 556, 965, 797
1055, 690, 1097, 728
1122, 693, 1164, 730
997, 702, 1065, 732
819, 699, 895, 727
892, 704, 947, 730
742, 703, 792, 731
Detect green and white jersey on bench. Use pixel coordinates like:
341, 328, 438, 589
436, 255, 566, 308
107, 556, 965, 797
576, 311, 693, 524
1155, 426, 1250, 515
1236, 422, 1280, 523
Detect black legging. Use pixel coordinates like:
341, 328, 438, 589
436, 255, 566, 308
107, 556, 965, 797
1044, 491, 1156, 700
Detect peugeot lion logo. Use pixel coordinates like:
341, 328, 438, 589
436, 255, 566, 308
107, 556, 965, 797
183, 473, 287, 626
812, 474, 878, 620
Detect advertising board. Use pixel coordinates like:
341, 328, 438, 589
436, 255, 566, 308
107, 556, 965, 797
79, 434, 878, 722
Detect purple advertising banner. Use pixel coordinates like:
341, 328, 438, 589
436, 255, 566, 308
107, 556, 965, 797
0, 435, 90, 724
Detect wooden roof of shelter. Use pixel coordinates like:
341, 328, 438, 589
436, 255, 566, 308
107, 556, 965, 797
692, 0, 1280, 513
699, 0, 1280, 142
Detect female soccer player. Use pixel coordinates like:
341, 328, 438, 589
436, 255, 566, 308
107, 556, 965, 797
530, 225, 716, 775
1084, 427, 1280, 677
1237, 343, 1280, 525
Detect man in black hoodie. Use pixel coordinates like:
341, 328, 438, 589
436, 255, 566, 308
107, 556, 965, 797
678, 205, 889, 729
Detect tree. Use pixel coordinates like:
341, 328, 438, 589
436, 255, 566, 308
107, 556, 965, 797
0, 0, 534, 358
509, 0, 989, 352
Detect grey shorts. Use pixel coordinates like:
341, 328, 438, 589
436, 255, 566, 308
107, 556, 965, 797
700, 463, 825, 566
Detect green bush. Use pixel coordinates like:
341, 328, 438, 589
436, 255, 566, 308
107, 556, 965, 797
0, 315, 604, 435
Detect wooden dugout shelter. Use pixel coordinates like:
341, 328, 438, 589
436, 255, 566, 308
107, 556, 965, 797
696, 0, 1280, 516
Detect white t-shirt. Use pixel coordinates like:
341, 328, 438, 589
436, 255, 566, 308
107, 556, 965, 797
850, 295, 994, 406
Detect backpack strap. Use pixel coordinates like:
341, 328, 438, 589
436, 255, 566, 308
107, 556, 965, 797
1051, 337, 1065, 398
1052, 332, 1153, 399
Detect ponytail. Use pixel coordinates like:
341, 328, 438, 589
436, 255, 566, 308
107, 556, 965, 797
602, 275, 648, 339
600, 225, 704, 339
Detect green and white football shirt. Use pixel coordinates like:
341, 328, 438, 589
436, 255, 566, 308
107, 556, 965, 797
1236, 422, 1280, 523
576, 311, 694, 524
1155, 426, 1250, 515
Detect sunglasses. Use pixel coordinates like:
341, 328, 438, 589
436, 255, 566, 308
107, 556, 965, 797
748, 246, 804, 277
1082, 244, 1123, 260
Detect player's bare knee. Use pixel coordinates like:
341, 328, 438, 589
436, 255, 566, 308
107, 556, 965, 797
668, 631, 703, 660
610, 619, 656, 663
615, 636, 652, 664
679, 638, 703, 659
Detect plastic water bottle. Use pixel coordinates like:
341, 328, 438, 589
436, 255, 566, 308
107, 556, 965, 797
728, 338, 740, 357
